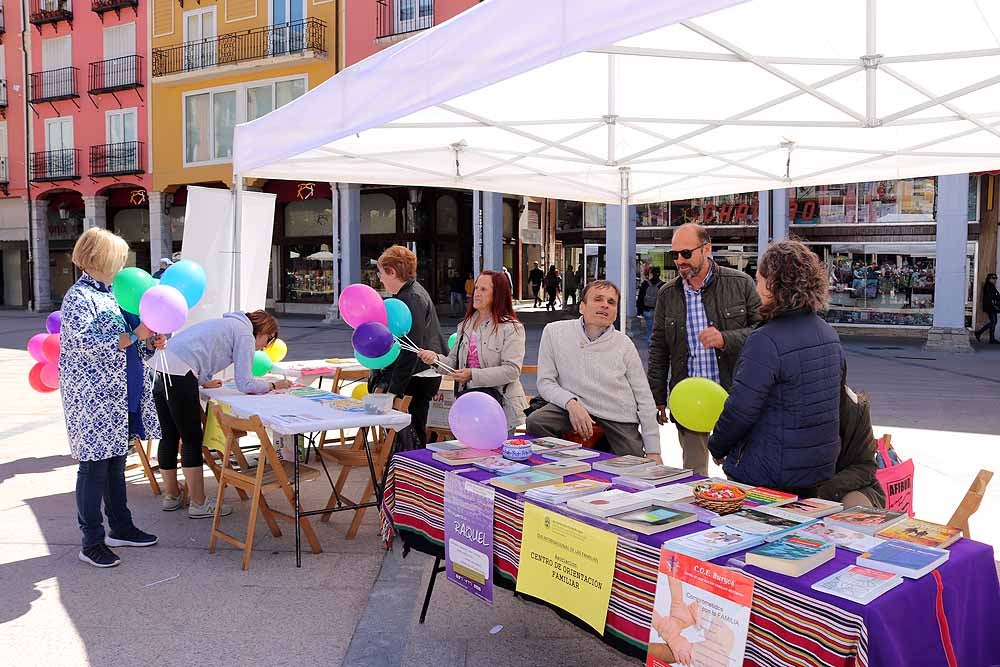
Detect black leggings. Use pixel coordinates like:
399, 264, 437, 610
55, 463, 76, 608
153, 372, 204, 469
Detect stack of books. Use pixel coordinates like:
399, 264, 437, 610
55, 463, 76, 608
471, 455, 530, 475
812, 565, 904, 604
540, 448, 601, 461
635, 484, 696, 506
566, 489, 650, 518
824, 506, 908, 535
711, 506, 819, 540
856, 540, 950, 579
523, 479, 611, 504
874, 517, 963, 548
776, 498, 844, 519
426, 440, 466, 453
744, 486, 798, 505
614, 465, 693, 489
528, 437, 580, 454
606, 505, 697, 535
662, 527, 765, 560
592, 455, 658, 475
793, 522, 885, 553
488, 470, 563, 493
532, 459, 592, 476
745, 534, 836, 576
431, 448, 497, 465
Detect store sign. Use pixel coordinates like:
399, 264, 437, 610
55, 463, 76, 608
129, 190, 147, 206
520, 228, 542, 245
297, 183, 316, 200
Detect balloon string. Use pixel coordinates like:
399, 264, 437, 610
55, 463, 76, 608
391, 334, 455, 374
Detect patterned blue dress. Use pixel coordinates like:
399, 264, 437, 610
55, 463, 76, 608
58, 273, 160, 462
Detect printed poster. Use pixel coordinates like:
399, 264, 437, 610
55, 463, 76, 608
516, 503, 618, 634
444, 472, 495, 604
427, 386, 455, 429
647, 550, 754, 667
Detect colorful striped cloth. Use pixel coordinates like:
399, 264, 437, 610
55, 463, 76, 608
384, 451, 877, 666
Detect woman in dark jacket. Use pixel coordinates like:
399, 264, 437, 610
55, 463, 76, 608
708, 240, 845, 494
973, 273, 999, 344
544, 265, 561, 311
815, 384, 887, 508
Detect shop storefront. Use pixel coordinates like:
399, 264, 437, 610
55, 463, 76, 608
107, 188, 152, 271
0, 197, 29, 308
44, 193, 85, 305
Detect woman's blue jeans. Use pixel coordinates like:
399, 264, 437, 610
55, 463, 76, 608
76, 454, 134, 548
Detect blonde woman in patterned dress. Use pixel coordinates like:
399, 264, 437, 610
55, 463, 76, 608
59, 228, 165, 568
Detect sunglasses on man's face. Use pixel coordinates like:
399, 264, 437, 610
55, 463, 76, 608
668, 243, 707, 261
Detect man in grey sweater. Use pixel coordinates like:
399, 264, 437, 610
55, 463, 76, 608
526, 280, 662, 460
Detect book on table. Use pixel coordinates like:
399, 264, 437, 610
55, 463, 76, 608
614, 465, 693, 489
532, 459, 592, 476
471, 455, 530, 475
744, 486, 798, 505
540, 448, 602, 461
661, 527, 765, 560
776, 498, 844, 518
634, 484, 697, 506
523, 479, 611, 504
566, 489, 650, 518
745, 534, 836, 577
487, 470, 563, 493
824, 506, 908, 536
682, 477, 753, 492
528, 437, 581, 453
426, 439, 467, 453
856, 540, 950, 579
431, 448, 498, 465
606, 505, 698, 535
665, 500, 720, 524
710, 506, 818, 540
592, 455, 658, 475
811, 565, 904, 605
792, 522, 886, 553
874, 517, 963, 549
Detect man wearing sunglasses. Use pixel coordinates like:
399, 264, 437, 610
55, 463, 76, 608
647, 224, 762, 475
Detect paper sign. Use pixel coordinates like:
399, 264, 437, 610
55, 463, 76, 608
427, 387, 455, 429
444, 472, 495, 604
516, 503, 618, 634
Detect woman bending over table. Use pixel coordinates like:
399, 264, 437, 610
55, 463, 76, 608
148, 310, 292, 518
61, 228, 165, 568
418, 270, 528, 434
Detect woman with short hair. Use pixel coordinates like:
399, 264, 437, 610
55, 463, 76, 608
418, 271, 528, 433
150, 310, 292, 518
708, 239, 846, 495
60, 228, 164, 568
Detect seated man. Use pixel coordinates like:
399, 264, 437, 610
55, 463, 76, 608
527, 280, 661, 461
815, 384, 887, 508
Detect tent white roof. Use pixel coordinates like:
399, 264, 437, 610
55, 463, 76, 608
235, 0, 1000, 206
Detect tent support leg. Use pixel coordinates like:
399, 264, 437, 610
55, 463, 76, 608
618, 168, 630, 331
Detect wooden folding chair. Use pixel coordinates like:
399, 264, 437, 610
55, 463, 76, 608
318, 395, 412, 539
201, 400, 251, 502
947, 469, 993, 540
316, 368, 371, 450
207, 404, 323, 570
515, 364, 538, 435
126, 439, 161, 495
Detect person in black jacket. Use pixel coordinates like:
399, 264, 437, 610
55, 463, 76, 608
370, 245, 447, 447
636, 266, 663, 344
974, 273, 1000, 344
815, 383, 886, 508
528, 262, 545, 308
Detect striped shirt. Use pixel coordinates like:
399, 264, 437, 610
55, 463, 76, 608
683, 263, 721, 383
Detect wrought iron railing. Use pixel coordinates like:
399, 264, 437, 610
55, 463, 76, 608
88, 55, 143, 94
90, 141, 144, 177
0, 7, 6, 34
29, 0, 73, 25
91, 0, 138, 15
0, 158, 8, 185
0, 80, 7, 109
152, 18, 326, 77
376, 0, 433, 39
30, 149, 81, 181
28, 67, 79, 103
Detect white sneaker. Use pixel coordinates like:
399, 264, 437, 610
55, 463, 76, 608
161, 494, 183, 511
188, 498, 232, 519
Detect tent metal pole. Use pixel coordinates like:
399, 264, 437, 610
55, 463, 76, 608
233, 173, 243, 311
618, 167, 630, 332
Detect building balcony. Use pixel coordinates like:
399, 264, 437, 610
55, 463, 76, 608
0, 80, 7, 111
29, 67, 79, 103
1, 7, 6, 36
91, 0, 138, 18
377, 0, 433, 40
152, 18, 326, 78
30, 149, 81, 182
30, 0, 73, 28
0, 158, 8, 186
88, 55, 143, 94
90, 141, 144, 177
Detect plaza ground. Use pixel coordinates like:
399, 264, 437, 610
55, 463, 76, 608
1, 310, 998, 666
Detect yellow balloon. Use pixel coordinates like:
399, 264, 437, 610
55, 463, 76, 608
351, 383, 369, 400
264, 338, 288, 363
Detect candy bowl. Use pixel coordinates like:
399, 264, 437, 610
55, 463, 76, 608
693, 483, 746, 515
501, 438, 533, 461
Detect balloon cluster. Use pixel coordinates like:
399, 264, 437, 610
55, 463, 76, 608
113, 259, 207, 334
251, 338, 288, 377
26, 311, 63, 392
340, 284, 413, 370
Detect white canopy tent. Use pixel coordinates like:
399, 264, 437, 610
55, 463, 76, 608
234, 0, 1000, 326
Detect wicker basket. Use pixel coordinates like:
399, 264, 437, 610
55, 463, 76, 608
694, 487, 746, 515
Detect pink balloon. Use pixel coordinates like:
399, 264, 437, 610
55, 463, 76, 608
28, 333, 48, 363
139, 285, 188, 333
448, 392, 508, 449
40, 363, 59, 389
339, 284, 388, 329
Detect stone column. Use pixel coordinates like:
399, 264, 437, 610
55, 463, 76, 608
770, 188, 789, 243
82, 195, 108, 231
757, 189, 772, 255
147, 191, 172, 272
323, 184, 342, 323
606, 203, 637, 321
481, 191, 504, 272
925, 173, 973, 353
30, 199, 52, 312
339, 183, 361, 291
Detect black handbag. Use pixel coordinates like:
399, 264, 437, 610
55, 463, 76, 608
452, 326, 506, 405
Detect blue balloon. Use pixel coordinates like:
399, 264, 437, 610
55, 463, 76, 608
384, 298, 413, 337
160, 259, 207, 308
353, 321, 394, 358
356, 341, 401, 370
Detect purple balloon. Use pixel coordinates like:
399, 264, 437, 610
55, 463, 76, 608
340, 283, 388, 328
28, 332, 48, 363
45, 310, 62, 334
448, 391, 508, 449
352, 321, 394, 358
139, 285, 188, 333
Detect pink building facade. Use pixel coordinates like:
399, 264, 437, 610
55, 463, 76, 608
345, 0, 473, 66
1, 0, 150, 310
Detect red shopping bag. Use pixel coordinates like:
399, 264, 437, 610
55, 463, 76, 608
876, 434, 915, 516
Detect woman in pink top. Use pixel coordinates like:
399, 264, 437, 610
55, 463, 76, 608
419, 271, 528, 432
